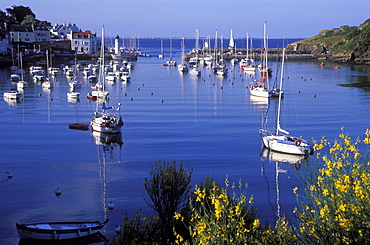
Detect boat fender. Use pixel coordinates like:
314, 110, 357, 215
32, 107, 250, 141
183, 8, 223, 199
294, 140, 301, 146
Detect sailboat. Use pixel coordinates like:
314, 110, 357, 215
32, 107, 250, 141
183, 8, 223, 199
17, 52, 28, 89
259, 48, 313, 155
42, 50, 53, 89
158, 39, 164, 59
189, 29, 201, 76
90, 27, 123, 134
216, 35, 228, 77
164, 37, 176, 66
88, 27, 109, 100
249, 23, 270, 98
178, 37, 189, 72
240, 33, 256, 73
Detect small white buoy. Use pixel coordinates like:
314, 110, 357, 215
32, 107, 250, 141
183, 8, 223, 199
107, 201, 115, 210
55, 187, 62, 198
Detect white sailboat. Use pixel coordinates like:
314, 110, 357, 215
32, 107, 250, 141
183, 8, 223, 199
249, 23, 270, 98
178, 37, 189, 73
158, 39, 164, 59
90, 26, 123, 134
42, 50, 53, 89
89, 27, 109, 100
17, 52, 28, 89
259, 48, 314, 155
240, 33, 256, 73
189, 29, 201, 76
165, 37, 176, 66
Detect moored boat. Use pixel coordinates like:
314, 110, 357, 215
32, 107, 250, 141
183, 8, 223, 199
260, 48, 313, 155
91, 102, 123, 134
69, 123, 89, 131
16, 219, 108, 240
3, 89, 22, 100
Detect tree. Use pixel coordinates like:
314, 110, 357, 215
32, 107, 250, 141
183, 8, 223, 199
20, 15, 35, 26
144, 160, 192, 242
0, 9, 7, 17
6, 5, 35, 23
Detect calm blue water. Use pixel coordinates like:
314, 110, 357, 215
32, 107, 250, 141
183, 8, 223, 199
1, 38, 370, 244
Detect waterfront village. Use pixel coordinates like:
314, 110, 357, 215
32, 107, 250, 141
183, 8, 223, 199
0, 15, 142, 66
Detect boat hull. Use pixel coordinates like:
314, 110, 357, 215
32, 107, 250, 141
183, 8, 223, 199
262, 135, 313, 155
16, 220, 108, 240
249, 86, 270, 98
91, 115, 123, 134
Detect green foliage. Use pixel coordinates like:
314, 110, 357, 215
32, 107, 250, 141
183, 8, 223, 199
109, 160, 193, 244
20, 15, 34, 26
6, 5, 35, 23
297, 19, 370, 58
294, 128, 370, 244
109, 130, 370, 244
324, 30, 334, 37
0, 9, 7, 17
175, 177, 297, 244
110, 211, 161, 245
144, 160, 192, 222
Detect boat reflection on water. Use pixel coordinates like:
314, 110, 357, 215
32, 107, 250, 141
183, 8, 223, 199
260, 147, 310, 219
260, 147, 309, 166
92, 131, 124, 165
249, 95, 268, 112
3, 96, 21, 106
18, 232, 107, 245
92, 131, 123, 148
92, 131, 123, 227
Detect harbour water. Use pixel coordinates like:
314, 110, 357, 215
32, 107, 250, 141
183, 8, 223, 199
1, 38, 370, 244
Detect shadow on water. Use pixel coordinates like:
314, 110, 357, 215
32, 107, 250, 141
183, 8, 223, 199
18, 232, 107, 245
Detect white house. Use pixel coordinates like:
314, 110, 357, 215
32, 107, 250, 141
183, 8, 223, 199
33, 22, 51, 42
9, 26, 34, 43
50, 23, 79, 39
70, 30, 98, 54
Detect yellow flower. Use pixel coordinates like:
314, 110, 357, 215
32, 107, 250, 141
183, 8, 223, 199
365, 129, 370, 137
293, 187, 298, 194
174, 213, 183, 221
364, 138, 370, 144
252, 219, 260, 229
338, 204, 347, 212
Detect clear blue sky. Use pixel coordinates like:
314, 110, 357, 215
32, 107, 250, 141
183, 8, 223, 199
1, 0, 369, 39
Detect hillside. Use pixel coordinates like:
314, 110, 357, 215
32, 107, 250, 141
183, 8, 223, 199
287, 19, 370, 59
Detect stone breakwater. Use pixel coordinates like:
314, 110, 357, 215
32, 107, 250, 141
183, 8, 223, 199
182, 48, 370, 65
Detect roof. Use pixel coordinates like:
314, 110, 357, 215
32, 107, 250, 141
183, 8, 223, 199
72, 31, 96, 39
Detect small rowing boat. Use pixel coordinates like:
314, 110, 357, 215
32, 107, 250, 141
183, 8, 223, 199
68, 123, 89, 131
16, 219, 109, 240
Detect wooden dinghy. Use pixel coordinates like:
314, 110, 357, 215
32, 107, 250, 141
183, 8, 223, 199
16, 219, 109, 240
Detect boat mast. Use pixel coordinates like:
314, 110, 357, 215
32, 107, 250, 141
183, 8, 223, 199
20, 52, 24, 81
246, 32, 249, 61
276, 48, 285, 135
263, 21, 269, 89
